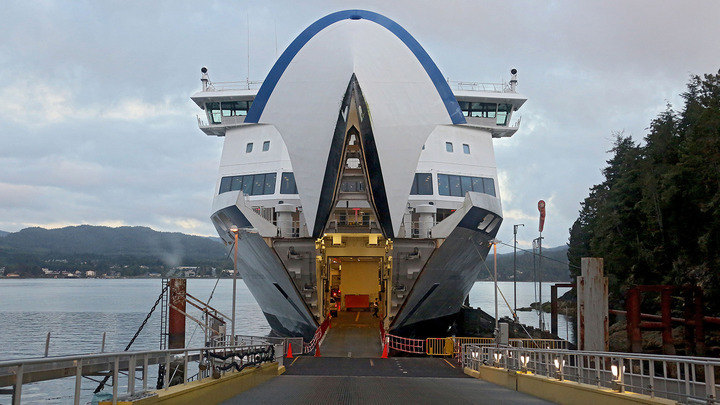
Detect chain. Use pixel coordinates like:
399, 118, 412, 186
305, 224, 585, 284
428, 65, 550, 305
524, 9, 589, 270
94, 283, 169, 394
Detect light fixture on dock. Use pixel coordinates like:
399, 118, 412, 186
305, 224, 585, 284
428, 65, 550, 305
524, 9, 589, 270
520, 354, 530, 373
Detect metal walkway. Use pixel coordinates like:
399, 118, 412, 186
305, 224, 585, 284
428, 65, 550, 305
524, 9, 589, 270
223, 357, 553, 404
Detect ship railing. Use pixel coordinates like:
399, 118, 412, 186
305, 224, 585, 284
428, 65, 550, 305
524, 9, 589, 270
461, 344, 720, 404
304, 316, 331, 354
385, 334, 426, 354
447, 80, 513, 93
204, 80, 264, 92
0, 341, 284, 405
211, 335, 304, 355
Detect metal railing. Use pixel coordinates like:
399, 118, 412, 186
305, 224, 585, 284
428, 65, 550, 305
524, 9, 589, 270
205, 80, 264, 92
0, 342, 283, 405
426, 337, 570, 357
461, 345, 720, 404
447, 80, 513, 93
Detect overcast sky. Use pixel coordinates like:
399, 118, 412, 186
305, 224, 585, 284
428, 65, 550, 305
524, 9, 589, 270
1, 0, 718, 253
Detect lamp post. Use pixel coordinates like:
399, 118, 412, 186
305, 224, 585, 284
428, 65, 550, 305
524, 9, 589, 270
513, 224, 524, 321
229, 226, 239, 345
490, 239, 500, 334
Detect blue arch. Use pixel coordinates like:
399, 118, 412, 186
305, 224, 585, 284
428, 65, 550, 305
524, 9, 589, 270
245, 9, 466, 125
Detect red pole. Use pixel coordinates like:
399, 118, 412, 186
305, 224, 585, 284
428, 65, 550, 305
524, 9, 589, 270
550, 285, 558, 336
168, 279, 187, 349
626, 287, 642, 353
660, 287, 675, 355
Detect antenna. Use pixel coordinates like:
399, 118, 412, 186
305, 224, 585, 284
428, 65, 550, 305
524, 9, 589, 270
247, 13, 250, 83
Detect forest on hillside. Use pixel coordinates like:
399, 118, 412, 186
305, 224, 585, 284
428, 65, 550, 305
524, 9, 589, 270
568, 70, 720, 313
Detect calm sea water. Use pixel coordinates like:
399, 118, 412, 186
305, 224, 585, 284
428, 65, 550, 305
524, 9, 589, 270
0, 279, 573, 403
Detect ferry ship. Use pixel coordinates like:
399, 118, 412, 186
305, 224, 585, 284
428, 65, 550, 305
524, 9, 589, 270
191, 10, 526, 340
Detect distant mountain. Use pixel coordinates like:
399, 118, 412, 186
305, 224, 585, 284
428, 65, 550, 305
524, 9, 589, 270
0, 230, 8, 237
481, 245, 570, 282
0, 225, 227, 265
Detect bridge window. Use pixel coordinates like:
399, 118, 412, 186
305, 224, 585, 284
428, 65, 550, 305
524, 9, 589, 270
497, 104, 512, 126
410, 173, 433, 195
437, 174, 496, 197
218, 173, 277, 196
262, 141, 270, 151
470, 102, 496, 118
458, 101, 470, 117
246, 142, 253, 153
206, 102, 221, 124
463, 144, 470, 154
280, 172, 298, 194
445, 142, 453, 152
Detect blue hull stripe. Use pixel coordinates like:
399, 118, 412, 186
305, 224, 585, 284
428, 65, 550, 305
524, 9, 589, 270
245, 9, 466, 125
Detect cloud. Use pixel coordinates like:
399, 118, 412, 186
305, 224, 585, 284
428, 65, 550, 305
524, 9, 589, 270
0, 0, 718, 248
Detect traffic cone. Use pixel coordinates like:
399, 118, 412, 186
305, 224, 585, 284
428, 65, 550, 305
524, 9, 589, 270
286, 342, 293, 359
381, 342, 389, 358
314, 343, 321, 357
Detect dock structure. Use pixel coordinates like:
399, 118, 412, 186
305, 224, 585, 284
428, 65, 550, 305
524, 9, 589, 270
224, 357, 551, 404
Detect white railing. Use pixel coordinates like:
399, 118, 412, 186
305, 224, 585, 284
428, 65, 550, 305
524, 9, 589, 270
205, 80, 264, 92
0, 342, 283, 405
447, 80, 513, 93
461, 345, 720, 404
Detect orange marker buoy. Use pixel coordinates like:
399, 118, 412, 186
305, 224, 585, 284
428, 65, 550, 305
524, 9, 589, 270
381, 342, 389, 358
286, 342, 293, 358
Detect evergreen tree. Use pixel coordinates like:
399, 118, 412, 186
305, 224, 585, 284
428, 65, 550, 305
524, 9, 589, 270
568, 70, 720, 313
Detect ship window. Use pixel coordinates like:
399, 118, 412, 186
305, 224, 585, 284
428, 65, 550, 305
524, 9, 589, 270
262, 141, 270, 151
219, 177, 232, 194
458, 101, 470, 117
252, 174, 265, 195
411, 173, 433, 195
445, 142, 453, 152
437, 174, 449, 196
231, 176, 243, 191
463, 144, 470, 154
222, 103, 232, 117
264, 172, 277, 194
280, 172, 298, 194
437, 173, 496, 197
340, 180, 365, 192
241, 175, 253, 195
448, 175, 462, 196
483, 177, 496, 196
471, 177, 484, 193
246, 142, 253, 153
461, 176, 473, 195
206, 102, 221, 124
497, 104, 512, 126
470, 102, 496, 118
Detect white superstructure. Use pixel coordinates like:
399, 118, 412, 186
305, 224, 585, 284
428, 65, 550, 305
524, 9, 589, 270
192, 10, 527, 340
